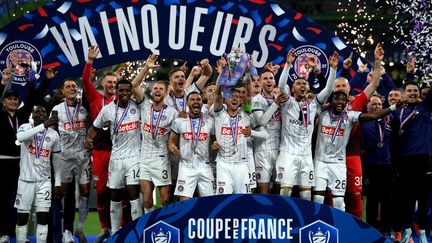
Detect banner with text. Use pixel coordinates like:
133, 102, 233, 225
0, 0, 368, 93
107, 194, 386, 243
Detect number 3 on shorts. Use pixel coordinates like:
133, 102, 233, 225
162, 170, 168, 180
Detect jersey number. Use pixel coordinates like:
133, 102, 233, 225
162, 170, 168, 180
335, 180, 346, 190
132, 169, 140, 180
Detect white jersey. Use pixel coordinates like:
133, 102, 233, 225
17, 124, 61, 181
214, 108, 251, 162
139, 100, 178, 157
52, 100, 88, 154
165, 83, 200, 112
279, 97, 321, 155
171, 114, 214, 163
93, 101, 141, 159
314, 109, 361, 163
252, 94, 281, 151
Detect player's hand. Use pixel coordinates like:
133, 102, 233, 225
10, 50, 18, 67
1, 68, 12, 84
374, 43, 384, 61
275, 93, 289, 106
170, 145, 180, 156
211, 141, 220, 150
306, 92, 316, 100
87, 46, 99, 62
264, 62, 280, 75
286, 49, 295, 65
406, 58, 415, 73
43, 116, 58, 128
178, 111, 188, 118
216, 57, 227, 74
84, 137, 93, 150
191, 65, 202, 77
396, 97, 408, 109
200, 59, 213, 77
242, 127, 252, 137
343, 52, 353, 69
329, 51, 340, 69
179, 61, 188, 73
145, 54, 160, 69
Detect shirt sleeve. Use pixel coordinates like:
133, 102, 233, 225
93, 106, 108, 128
82, 63, 100, 104
348, 111, 362, 124
171, 118, 180, 134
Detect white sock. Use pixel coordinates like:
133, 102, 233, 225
299, 190, 312, 200
36, 224, 48, 243
16, 225, 28, 243
333, 197, 345, 211
144, 207, 155, 213
130, 198, 143, 220
314, 195, 325, 204
78, 196, 89, 229
110, 201, 122, 233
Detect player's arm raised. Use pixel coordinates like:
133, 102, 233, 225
316, 51, 338, 104
213, 58, 226, 113
132, 54, 159, 103
278, 49, 295, 95
193, 59, 213, 91
363, 43, 384, 99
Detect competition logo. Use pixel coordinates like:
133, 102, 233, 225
289, 45, 329, 82
299, 220, 338, 243
143, 221, 179, 243
0, 41, 43, 85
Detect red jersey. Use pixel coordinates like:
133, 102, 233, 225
82, 63, 115, 150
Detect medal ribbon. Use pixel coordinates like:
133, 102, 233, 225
329, 110, 345, 143
64, 100, 80, 129
299, 100, 310, 128
229, 113, 240, 146
114, 101, 130, 134
190, 117, 203, 151
173, 95, 186, 112
150, 106, 165, 140
399, 106, 417, 131
8, 116, 19, 133
377, 119, 384, 145
34, 129, 47, 159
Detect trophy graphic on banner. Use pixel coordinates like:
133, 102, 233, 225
151, 228, 171, 243
308, 227, 330, 243
217, 47, 258, 98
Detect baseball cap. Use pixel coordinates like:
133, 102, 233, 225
2, 89, 20, 100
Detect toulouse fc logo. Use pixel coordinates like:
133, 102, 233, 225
289, 45, 329, 85
143, 221, 179, 243
0, 41, 43, 85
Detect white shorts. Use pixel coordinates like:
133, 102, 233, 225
247, 147, 257, 189
15, 179, 51, 213
276, 152, 314, 188
254, 149, 279, 183
314, 160, 347, 196
140, 155, 171, 187
174, 162, 215, 198
216, 160, 250, 194
60, 151, 91, 184
108, 156, 140, 189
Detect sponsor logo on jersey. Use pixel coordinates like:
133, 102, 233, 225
220, 126, 245, 135
183, 132, 208, 141
63, 121, 86, 131
117, 121, 139, 133
143, 123, 166, 135
288, 118, 311, 126
320, 126, 344, 136
0, 41, 43, 85
28, 145, 50, 158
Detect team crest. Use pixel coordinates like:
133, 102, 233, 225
218, 187, 224, 193
177, 185, 184, 192
0, 41, 43, 85
289, 45, 329, 83
161, 115, 167, 121
143, 221, 180, 243
80, 107, 86, 114
278, 172, 283, 179
130, 108, 136, 114
45, 136, 51, 142
256, 173, 261, 180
